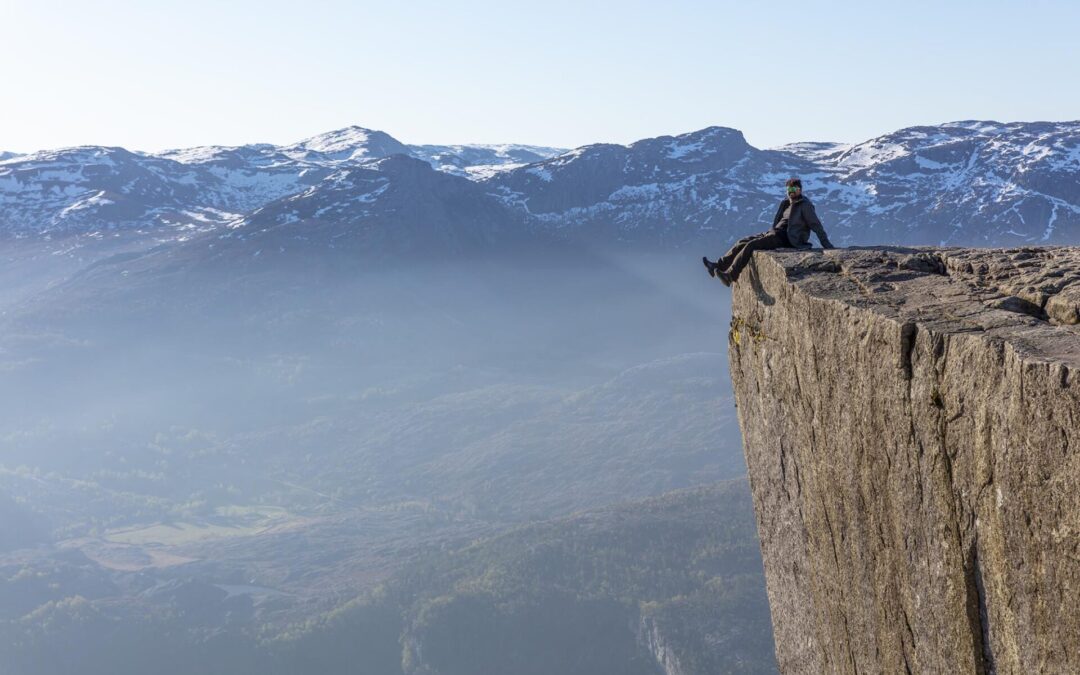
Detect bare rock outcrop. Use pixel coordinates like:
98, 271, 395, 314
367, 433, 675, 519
727, 247, 1080, 674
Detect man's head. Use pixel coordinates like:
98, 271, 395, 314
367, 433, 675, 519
785, 177, 802, 200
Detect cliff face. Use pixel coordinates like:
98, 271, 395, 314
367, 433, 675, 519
728, 247, 1080, 674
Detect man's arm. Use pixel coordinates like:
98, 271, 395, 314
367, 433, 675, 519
806, 202, 836, 249
771, 200, 787, 228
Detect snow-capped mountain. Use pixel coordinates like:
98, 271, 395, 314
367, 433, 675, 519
0, 126, 563, 238
483, 121, 1080, 248
409, 143, 567, 179
773, 141, 851, 164
486, 126, 819, 247
281, 127, 412, 164
154, 143, 327, 214
792, 121, 1080, 245
225, 154, 528, 258
0, 145, 243, 236
2, 121, 1080, 248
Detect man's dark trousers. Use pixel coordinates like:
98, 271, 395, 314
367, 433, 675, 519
720, 230, 791, 281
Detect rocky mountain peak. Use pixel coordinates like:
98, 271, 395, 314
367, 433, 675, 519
3, 121, 1080, 248
629, 125, 751, 160
282, 125, 410, 163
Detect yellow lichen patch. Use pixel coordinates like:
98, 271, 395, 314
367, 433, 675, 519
730, 317, 768, 347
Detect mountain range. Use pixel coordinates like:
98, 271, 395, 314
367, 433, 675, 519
3, 120, 1079, 253
3, 119, 1080, 674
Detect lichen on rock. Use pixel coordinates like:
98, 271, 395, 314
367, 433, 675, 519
728, 246, 1080, 674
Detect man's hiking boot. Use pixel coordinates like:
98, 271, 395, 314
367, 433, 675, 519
717, 270, 732, 287
702, 256, 718, 278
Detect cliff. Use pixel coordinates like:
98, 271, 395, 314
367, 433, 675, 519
727, 247, 1080, 674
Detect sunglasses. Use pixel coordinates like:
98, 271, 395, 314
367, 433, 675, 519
786, 186, 801, 193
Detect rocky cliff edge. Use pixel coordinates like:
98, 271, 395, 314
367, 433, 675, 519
728, 246, 1080, 674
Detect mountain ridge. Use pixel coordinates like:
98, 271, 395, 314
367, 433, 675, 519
2, 121, 1080, 250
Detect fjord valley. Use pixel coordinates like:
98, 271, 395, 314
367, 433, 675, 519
2, 120, 1080, 673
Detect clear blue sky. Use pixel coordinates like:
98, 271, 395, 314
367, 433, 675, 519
2, 0, 1077, 153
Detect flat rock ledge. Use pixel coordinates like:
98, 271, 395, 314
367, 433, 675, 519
727, 247, 1080, 675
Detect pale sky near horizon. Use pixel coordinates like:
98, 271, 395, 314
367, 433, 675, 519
2, 0, 1077, 154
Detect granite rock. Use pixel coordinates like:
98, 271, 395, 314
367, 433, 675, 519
727, 246, 1080, 674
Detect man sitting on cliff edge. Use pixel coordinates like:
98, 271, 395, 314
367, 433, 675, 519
703, 177, 836, 286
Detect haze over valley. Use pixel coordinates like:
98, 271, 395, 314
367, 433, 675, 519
2, 119, 1079, 673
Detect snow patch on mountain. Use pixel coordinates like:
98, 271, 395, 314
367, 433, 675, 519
462, 163, 527, 180
774, 141, 852, 163
296, 127, 374, 155
666, 140, 704, 159
409, 143, 565, 178
526, 166, 554, 182
58, 190, 114, 216
4, 121, 1080, 249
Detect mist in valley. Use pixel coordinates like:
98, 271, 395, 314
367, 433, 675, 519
0, 240, 773, 674
4, 2, 1077, 669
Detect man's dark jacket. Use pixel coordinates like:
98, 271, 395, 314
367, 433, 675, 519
771, 196, 834, 249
